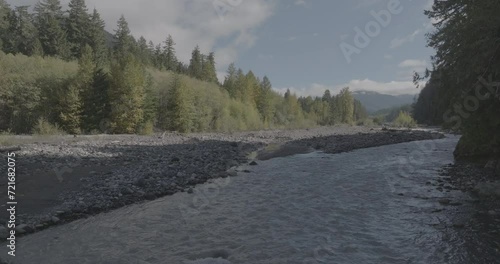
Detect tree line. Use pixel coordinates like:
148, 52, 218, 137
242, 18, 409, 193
412, 0, 500, 158
0, 0, 368, 135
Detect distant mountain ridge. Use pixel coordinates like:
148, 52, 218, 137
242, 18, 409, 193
352, 91, 415, 113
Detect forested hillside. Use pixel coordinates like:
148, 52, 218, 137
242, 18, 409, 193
0, 0, 368, 135
412, 0, 500, 159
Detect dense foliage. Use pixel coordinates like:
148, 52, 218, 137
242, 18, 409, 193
413, 0, 500, 158
0, 0, 368, 134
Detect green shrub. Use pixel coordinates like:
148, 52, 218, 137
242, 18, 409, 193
357, 119, 374, 127
372, 116, 384, 126
393, 111, 417, 128
137, 121, 155, 135
32, 118, 66, 135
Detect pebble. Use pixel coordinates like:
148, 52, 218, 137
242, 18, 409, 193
438, 199, 451, 205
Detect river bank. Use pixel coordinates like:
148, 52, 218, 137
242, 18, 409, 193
0, 126, 443, 237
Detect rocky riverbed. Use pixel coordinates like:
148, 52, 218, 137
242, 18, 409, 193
0, 126, 443, 237
438, 160, 500, 200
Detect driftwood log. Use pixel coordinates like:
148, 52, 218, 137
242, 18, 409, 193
0, 146, 21, 153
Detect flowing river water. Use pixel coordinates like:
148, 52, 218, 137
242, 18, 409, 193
2, 135, 500, 263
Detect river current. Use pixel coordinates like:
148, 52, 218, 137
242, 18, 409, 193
3, 135, 500, 263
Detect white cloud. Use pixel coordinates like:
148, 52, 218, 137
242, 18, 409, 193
390, 29, 421, 49
398, 59, 428, 80
275, 79, 424, 98
398, 59, 427, 68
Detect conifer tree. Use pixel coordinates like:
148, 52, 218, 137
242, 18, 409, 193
153, 43, 162, 69
337, 87, 354, 124
5, 6, 38, 56
108, 55, 146, 133
0, 0, 11, 50
163, 34, 177, 71
34, 0, 70, 58
188, 45, 202, 79
166, 75, 193, 132
88, 8, 107, 65
85, 69, 110, 132
57, 82, 82, 134
66, 0, 90, 58
201, 52, 218, 83
137, 36, 150, 65
245, 70, 260, 105
223, 63, 237, 97
257, 76, 274, 124
114, 15, 133, 58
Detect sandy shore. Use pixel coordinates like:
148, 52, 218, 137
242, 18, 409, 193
0, 126, 443, 237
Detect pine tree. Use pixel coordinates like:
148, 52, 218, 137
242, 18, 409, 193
5, 6, 38, 56
188, 45, 202, 79
32, 37, 44, 57
163, 34, 177, 71
166, 75, 193, 133
337, 87, 354, 124
108, 54, 146, 133
84, 69, 110, 132
88, 8, 107, 65
78, 45, 95, 86
322, 90, 332, 102
34, 0, 70, 58
153, 43, 162, 69
234, 68, 247, 101
223, 63, 237, 97
66, 0, 90, 58
76, 45, 96, 131
58, 82, 82, 134
0, 0, 11, 50
137, 36, 150, 65
257, 76, 274, 124
201, 52, 217, 83
245, 70, 260, 105
113, 15, 133, 58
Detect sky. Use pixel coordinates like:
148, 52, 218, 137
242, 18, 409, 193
7, 0, 436, 96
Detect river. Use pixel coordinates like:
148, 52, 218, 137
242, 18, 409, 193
2, 135, 499, 263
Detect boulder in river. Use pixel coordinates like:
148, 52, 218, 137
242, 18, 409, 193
485, 159, 498, 170
15, 224, 33, 234
474, 181, 500, 198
